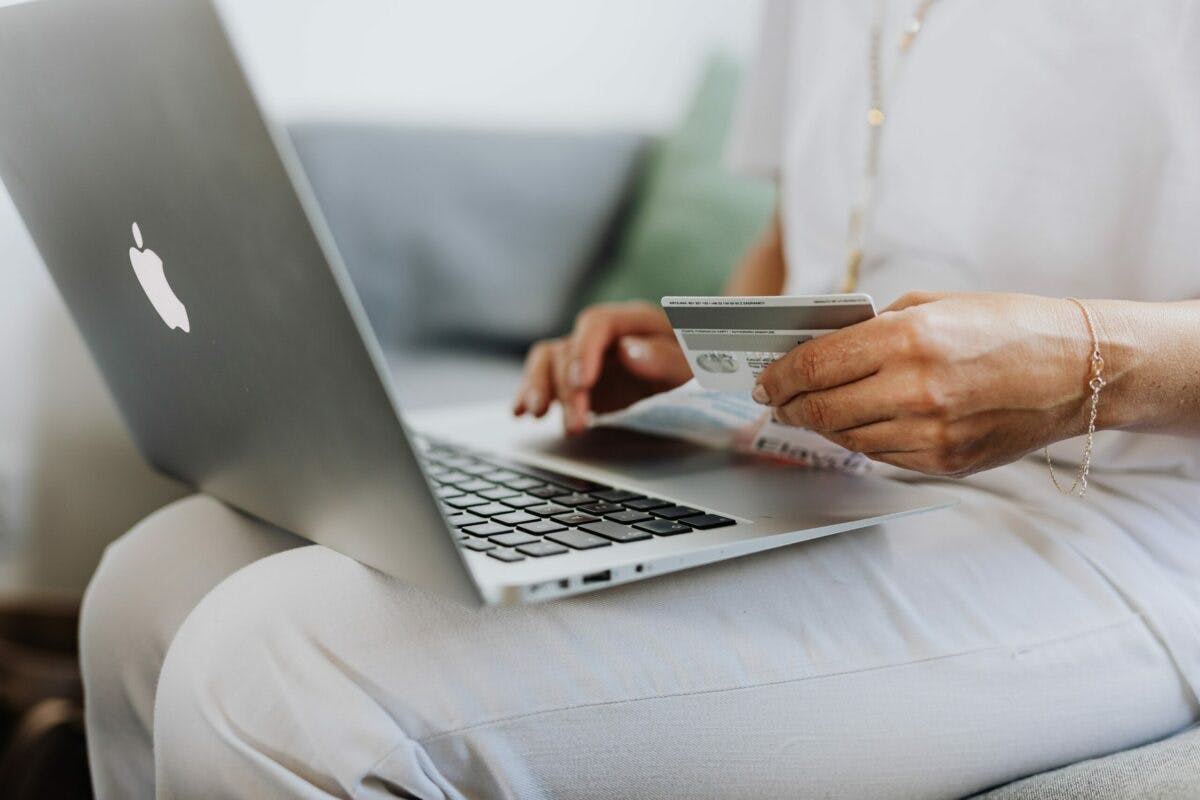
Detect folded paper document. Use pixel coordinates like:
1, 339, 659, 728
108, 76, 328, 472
595, 381, 896, 476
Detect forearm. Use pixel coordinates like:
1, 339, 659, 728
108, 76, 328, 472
1090, 299, 1200, 436
724, 211, 786, 296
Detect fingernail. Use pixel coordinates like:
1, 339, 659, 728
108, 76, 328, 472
623, 339, 648, 361
752, 385, 769, 405
567, 359, 584, 389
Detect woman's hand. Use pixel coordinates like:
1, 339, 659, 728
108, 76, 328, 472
513, 301, 692, 435
753, 292, 1098, 477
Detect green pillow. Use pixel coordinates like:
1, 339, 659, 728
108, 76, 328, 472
582, 54, 776, 307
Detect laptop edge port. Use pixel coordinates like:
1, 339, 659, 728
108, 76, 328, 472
582, 570, 612, 585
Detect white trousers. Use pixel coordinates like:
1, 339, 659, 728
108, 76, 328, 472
80, 458, 1200, 799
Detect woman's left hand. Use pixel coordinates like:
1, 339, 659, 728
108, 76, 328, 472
752, 292, 1097, 477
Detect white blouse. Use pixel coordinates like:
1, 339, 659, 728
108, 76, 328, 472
729, 0, 1200, 477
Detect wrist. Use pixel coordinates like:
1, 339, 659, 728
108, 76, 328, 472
1042, 296, 1110, 496
1082, 299, 1169, 432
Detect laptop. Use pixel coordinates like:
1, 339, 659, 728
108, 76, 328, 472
0, 0, 955, 605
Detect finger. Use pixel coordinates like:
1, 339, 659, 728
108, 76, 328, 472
565, 303, 672, 392
770, 371, 927, 432
883, 291, 950, 313
512, 344, 539, 415
755, 316, 896, 406
866, 449, 971, 478
512, 367, 531, 415
550, 341, 589, 434
617, 336, 692, 386
860, 425, 987, 475
818, 418, 941, 454
515, 341, 558, 418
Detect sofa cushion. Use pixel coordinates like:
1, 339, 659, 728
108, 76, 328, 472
289, 124, 647, 349
580, 55, 776, 308
973, 725, 1200, 800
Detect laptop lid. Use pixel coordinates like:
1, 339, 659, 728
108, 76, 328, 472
0, 0, 482, 604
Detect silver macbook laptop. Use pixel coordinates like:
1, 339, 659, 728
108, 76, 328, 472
0, 0, 955, 605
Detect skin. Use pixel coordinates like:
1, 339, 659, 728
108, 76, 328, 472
514, 211, 1200, 477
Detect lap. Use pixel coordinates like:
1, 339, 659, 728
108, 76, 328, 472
143, 460, 1200, 799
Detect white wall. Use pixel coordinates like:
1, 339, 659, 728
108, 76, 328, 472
218, 0, 762, 130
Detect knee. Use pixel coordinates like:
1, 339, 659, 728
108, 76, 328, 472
153, 546, 419, 797
81, 495, 301, 726
80, 496, 214, 705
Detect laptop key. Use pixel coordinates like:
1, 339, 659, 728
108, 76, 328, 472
504, 477, 543, 491
455, 478, 494, 493
491, 531, 541, 548
463, 540, 497, 552
517, 541, 569, 558
461, 462, 497, 476
634, 519, 693, 536
483, 469, 520, 483
652, 505, 700, 520
680, 514, 737, 530
528, 485, 563, 499
471, 502, 514, 517
518, 520, 567, 535
623, 497, 672, 511
444, 494, 489, 509
495, 511, 538, 526
578, 501, 623, 516
435, 485, 464, 499
605, 510, 652, 524
553, 512, 599, 526
545, 476, 608, 493
527, 503, 570, 518
551, 493, 594, 507
438, 471, 471, 485
463, 522, 512, 538
447, 512, 486, 528
499, 494, 542, 509
479, 486, 518, 500
546, 529, 612, 550
590, 489, 644, 504
487, 549, 526, 563
580, 521, 652, 543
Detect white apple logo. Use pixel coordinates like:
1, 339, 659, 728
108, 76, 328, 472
129, 222, 190, 333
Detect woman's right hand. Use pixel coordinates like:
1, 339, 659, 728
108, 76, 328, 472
513, 301, 692, 435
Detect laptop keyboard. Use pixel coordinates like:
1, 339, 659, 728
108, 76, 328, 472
419, 443, 736, 564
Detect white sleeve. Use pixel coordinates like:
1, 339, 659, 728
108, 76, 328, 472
726, 0, 795, 179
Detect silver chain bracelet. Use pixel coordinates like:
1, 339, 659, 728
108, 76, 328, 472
1046, 298, 1106, 497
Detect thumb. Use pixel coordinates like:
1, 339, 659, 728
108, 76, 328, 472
617, 336, 692, 385
883, 290, 950, 313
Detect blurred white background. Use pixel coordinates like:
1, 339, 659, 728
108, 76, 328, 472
0, 0, 761, 588
221, 0, 760, 129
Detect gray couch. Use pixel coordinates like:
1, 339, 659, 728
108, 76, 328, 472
287, 123, 651, 411
2, 123, 1196, 797
974, 725, 1200, 799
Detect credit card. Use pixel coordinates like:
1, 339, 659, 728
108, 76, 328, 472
662, 294, 876, 392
